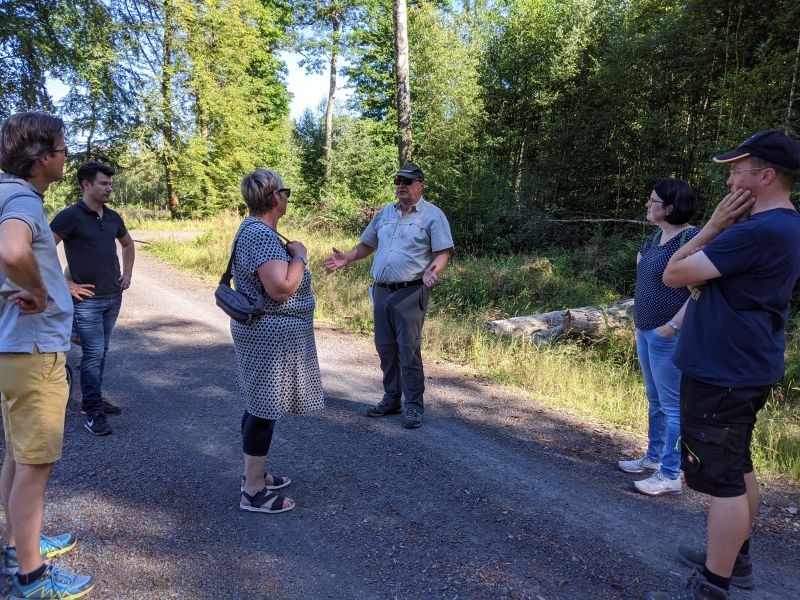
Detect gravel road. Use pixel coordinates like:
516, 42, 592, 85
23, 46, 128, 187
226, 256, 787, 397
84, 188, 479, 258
1, 238, 798, 599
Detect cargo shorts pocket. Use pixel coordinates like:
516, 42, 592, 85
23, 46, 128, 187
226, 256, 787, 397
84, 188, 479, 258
680, 421, 729, 479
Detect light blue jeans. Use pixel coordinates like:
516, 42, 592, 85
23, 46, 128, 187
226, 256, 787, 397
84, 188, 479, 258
636, 328, 682, 479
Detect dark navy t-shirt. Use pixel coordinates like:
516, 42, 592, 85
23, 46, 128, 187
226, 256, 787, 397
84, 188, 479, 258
634, 227, 699, 330
674, 208, 800, 387
50, 200, 128, 298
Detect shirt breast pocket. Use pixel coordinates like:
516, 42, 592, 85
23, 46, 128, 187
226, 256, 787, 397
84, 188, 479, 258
377, 219, 398, 243
402, 221, 428, 244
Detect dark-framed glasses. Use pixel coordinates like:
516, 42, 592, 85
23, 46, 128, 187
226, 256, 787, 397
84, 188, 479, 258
51, 146, 69, 157
277, 188, 291, 198
394, 177, 416, 186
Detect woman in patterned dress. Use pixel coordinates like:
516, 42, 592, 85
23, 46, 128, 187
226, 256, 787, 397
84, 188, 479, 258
618, 179, 698, 497
232, 169, 324, 514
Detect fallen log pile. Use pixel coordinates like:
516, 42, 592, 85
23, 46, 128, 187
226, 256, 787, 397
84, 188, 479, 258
486, 298, 634, 343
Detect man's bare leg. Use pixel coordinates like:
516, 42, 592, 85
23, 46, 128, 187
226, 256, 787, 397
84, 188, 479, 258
9, 463, 52, 574
1, 443, 17, 543
705, 493, 750, 577
744, 471, 759, 529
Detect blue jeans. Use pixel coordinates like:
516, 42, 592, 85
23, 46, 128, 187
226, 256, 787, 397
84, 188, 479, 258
636, 328, 682, 479
73, 295, 122, 417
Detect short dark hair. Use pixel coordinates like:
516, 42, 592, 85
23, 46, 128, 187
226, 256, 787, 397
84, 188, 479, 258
76, 161, 115, 188
747, 156, 798, 191
653, 178, 696, 225
0, 112, 65, 178
240, 169, 284, 215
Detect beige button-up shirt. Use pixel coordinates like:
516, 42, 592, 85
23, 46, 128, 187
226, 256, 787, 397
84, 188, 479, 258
360, 197, 454, 283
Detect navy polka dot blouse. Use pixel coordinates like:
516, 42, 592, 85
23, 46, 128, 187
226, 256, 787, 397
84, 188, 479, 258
633, 227, 699, 330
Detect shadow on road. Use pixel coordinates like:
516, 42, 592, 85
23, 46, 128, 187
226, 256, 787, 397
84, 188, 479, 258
1, 313, 797, 599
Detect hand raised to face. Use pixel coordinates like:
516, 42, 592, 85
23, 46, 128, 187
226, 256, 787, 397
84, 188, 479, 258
708, 188, 756, 231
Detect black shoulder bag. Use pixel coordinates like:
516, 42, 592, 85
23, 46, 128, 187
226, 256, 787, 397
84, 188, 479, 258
215, 222, 265, 324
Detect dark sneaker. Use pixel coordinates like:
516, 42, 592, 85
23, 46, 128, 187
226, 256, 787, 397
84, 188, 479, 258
12, 564, 93, 599
402, 408, 422, 429
84, 415, 112, 436
80, 400, 121, 416
645, 570, 729, 600
366, 400, 402, 418
678, 545, 754, 589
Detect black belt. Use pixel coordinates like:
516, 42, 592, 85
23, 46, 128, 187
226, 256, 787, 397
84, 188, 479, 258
376, 279, 423, 291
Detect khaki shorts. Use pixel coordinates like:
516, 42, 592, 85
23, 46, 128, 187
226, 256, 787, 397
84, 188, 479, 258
0, 349, 69, 464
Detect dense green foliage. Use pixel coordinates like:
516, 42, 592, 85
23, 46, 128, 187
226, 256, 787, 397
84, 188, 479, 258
5, 0, 798, 238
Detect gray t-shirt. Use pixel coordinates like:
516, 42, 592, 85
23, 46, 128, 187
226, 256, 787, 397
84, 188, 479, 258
361, 197, 454, 283
0, 174, 72, 352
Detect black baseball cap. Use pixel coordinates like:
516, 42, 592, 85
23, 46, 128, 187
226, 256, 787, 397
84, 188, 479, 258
394, 163, 424, 181
713, 129, 800, 170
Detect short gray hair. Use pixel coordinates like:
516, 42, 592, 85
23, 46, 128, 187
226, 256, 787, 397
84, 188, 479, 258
748, 156, 798, 190
240, 169, 284, 215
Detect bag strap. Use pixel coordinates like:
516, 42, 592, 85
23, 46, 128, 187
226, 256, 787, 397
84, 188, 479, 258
219, 220, 258, 286
219, 219, 291, 286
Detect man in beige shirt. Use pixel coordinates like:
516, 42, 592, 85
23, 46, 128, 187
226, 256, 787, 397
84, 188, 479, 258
325, 163, 454, 428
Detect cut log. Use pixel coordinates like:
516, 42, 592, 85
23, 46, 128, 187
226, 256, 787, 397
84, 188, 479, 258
563, 308, 615, 336
532, 324, 564, 343
487, 299, 634, 340
486, 310, 567, 337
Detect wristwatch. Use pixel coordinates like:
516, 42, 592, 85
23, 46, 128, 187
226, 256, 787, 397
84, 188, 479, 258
293, 255, 309, 266
667, 320, 680, 333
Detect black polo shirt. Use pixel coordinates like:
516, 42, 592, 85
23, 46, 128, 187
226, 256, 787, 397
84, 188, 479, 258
50, 200, 128, 298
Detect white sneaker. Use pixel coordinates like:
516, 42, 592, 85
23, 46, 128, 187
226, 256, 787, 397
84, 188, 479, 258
634, 471, 682, 496
618, 456, 661, 474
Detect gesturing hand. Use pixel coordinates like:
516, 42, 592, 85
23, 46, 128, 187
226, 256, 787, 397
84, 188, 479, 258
423, 266, 438, 288
324, 247, 349, 272
709, 188, 756, 231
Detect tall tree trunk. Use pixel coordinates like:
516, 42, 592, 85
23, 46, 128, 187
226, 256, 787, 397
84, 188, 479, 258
162, 0, 179, 219
787, 27, 800, 126
394, 0, 412, 166
195, 92, 211, 202
324, 14, 340, 183
715, 0, 733, 141
85, 97, 96, 160
513, 137, 525, 207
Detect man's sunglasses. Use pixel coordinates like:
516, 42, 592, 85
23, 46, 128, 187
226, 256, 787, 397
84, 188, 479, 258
277, 188, 291, 198
393, 177, 418, 186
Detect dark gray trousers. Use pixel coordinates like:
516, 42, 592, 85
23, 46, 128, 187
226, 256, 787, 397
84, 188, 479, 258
373, 283, 431, 413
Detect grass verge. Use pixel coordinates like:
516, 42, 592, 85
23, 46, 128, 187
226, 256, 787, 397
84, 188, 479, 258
141, 212, 800, 483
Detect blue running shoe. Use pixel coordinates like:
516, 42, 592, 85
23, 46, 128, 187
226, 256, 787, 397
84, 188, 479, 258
2, 534, 77, 575
11, 565, 93, 600
38, 534, 76, 559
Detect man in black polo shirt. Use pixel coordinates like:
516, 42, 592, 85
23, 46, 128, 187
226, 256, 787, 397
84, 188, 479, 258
51, 161, 135, 436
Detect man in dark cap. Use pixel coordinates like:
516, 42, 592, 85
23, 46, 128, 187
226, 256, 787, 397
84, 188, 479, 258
324, 163, 454, 428
647, 129, 800, 600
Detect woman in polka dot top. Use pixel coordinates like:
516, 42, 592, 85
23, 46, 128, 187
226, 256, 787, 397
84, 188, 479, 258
618, 179, 699, 497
